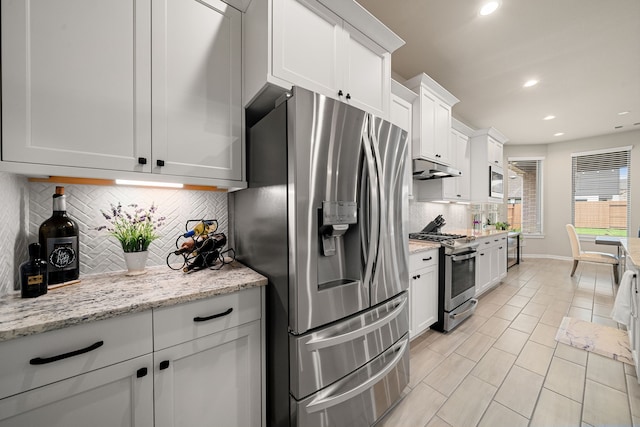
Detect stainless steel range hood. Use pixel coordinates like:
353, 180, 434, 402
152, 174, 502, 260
412, 158, 462, 180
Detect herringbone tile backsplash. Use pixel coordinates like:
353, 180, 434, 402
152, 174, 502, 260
0, 173, 228, 295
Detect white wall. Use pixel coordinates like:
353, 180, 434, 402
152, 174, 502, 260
505, 129, 640, 259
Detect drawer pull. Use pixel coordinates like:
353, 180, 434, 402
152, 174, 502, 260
193, 307, 233, 322
137, 367, 148, 378
159, 360, 170, 370
423, 257, 432, 261
29, 340, 104, 365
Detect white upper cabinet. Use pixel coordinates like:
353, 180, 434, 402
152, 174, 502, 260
1, 0, 243, 187
152, 0, 242, 181
244, 0, 404, 119
469, 127, 509, 203
405, 73, 459, 166
390, 80, 417, 199
442, 128, 471, 201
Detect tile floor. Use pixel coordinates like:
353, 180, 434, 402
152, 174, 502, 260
379, 258, 640, 427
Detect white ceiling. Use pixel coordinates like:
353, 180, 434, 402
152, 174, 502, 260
356, 0, 640, 145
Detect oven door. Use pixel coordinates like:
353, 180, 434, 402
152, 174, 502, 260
444, 250, 477, 311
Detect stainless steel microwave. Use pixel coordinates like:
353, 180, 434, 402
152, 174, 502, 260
490, 166, 504, 199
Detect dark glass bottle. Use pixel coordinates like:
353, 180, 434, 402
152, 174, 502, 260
20, 243, 48, 298
39, 186, 80, 286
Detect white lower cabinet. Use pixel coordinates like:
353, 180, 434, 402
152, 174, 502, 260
0, 354, 154, 427
0, 288, 263, 427
154, 321, 261, 427
475, 234, 508, 297
409, 249, 439, 338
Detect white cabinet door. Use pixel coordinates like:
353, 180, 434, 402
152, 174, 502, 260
152, 0, 242, 180
1, 0, 152, 172
497, 237, 507, 279
488, 137, 504, 168
410, 264, 438, 337
434, 100, 452, 165
390, 87, 413, 199
343, 23, 390, 118
476, 247, 491, 296
272, 0, 342, 98
0, 354, 153, 427
442, 129, 470, 201
154, 321, 261, 427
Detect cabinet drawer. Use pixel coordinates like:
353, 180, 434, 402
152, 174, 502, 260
0, 311, 152, 400
153, 287, 261, 351
409, 249, 439, 272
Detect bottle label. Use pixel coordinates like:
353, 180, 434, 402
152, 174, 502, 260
46, 236, 78, 272
27, 274, 44, 285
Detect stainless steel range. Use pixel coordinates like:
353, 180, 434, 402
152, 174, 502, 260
410, 223, 479, 332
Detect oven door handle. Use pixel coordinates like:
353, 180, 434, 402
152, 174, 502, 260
451, 252, 477, 262
304, 297, 407, 351
450, 299, 478, 319
305, 338, 408, 413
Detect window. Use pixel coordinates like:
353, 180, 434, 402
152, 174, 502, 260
571, 146, 631, 237
507, 158, 543, 235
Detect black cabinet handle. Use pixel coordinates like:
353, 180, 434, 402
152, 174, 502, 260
423, 257, 432, 261
137, 367, 148, 378
485, 241, 490, 245
457, 195, 461, 198
138, 157, 147, 165
346, 93, 351, 100
338, 90, 343, 97
156, 159, 165, 167
494, 239, 499, 242
417, 274, 421, 279
499, 246, 504, 249
159, 360, 170, 370
480, 253, 485, 256
193, 307, 233, 322
29, 340, 104, 365
494, 160, 499, 163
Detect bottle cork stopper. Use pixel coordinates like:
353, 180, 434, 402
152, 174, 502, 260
55, 186, 65, 195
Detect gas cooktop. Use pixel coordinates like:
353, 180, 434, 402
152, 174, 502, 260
409, 231, 478, 254
409, 232, 466, 242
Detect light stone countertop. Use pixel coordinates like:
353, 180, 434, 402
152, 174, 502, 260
409, 240, 441, 254
0, 261, 267, 343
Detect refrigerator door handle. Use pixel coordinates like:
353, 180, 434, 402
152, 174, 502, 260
303, 297, 407, 351
367, 117, 385, 292
361, 116, 380, 290
304, 338, 408, 413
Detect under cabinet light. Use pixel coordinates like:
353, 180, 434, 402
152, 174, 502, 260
543, 115, 556, 120
116, 179, 184, 189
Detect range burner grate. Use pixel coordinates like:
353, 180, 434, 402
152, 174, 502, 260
409, 232, 466, 242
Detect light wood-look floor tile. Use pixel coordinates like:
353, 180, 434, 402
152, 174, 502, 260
477, 317, 511, 339
539, 308, 566, 327
408, 348, 445, 389
530, 388, 582, 427
510, 313, 539, 334
529, 322, 559, 348
423, 353, 475, 397
477, 401, 529, 427
454, 332, 495, 362
493, 328, 529, 355
471, 348, 516, 387
494, 365, 544, 418
515, 340, 555, 376
568, 306, 592, 321
475, 302, 502, 318
506, 295, 530, 308
521, 301, 547, 317
582, 379, 632, 426
436, 375, 496, 427
427, 330, 470, 357
377, 382, 446, 427
586, 352, 626, 392
627, 374, 640, 419
554, 342, 588, 366
424, 416, 452, 427
544, 357, 586, 402
493, 304, 522, 321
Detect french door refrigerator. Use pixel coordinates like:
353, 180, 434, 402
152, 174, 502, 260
233, 87, 409, 427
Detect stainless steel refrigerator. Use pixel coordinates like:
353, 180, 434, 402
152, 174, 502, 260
233, 87, 409, 427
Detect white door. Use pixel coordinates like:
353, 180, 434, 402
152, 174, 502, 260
342, 23, 389, 118
154, 321, 261, 427
272, 0, 342, 99
476, 248, 491, 295
0, 355, 153, 427
152, 0, 242, 180
1, 0, 152, 172
411, 264, 438, 336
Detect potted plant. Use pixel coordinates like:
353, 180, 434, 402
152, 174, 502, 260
97, 203, 165, 275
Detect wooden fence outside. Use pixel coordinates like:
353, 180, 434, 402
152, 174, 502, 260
575, 201, 627, 229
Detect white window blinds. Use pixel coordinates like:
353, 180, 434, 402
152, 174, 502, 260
571, 147, 631, 236
507, 159, 543, 235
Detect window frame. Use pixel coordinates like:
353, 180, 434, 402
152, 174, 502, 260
507, 156, 544, 237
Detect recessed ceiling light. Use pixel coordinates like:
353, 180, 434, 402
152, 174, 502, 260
523, 79, 539, 88
479, 1, 500, 15
554, 132, 564, 136
543, 115, 556, 120
618, 111, 630, 115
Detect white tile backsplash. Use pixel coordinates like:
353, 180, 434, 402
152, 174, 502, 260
409, 200, 470, 233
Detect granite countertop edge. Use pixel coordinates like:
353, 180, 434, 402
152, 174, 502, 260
0, 261, 267, 343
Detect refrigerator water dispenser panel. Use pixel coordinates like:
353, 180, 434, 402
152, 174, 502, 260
320, 201, 358, 256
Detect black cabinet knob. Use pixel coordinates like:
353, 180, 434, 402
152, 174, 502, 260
159, 360, 170, 370
136, 367, 148, 378
138, 157, 147, 165
417, 274, 421, 279
156, 159, 165, 167
346, 93, 351, 100
338, 90, 344, 97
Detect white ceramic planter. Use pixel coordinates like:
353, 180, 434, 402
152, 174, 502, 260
123, 251, 149, 276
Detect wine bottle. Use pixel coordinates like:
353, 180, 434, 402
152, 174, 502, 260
20, 243, 48, 298
183, 220, 217, 238
39, 186, 80, 286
